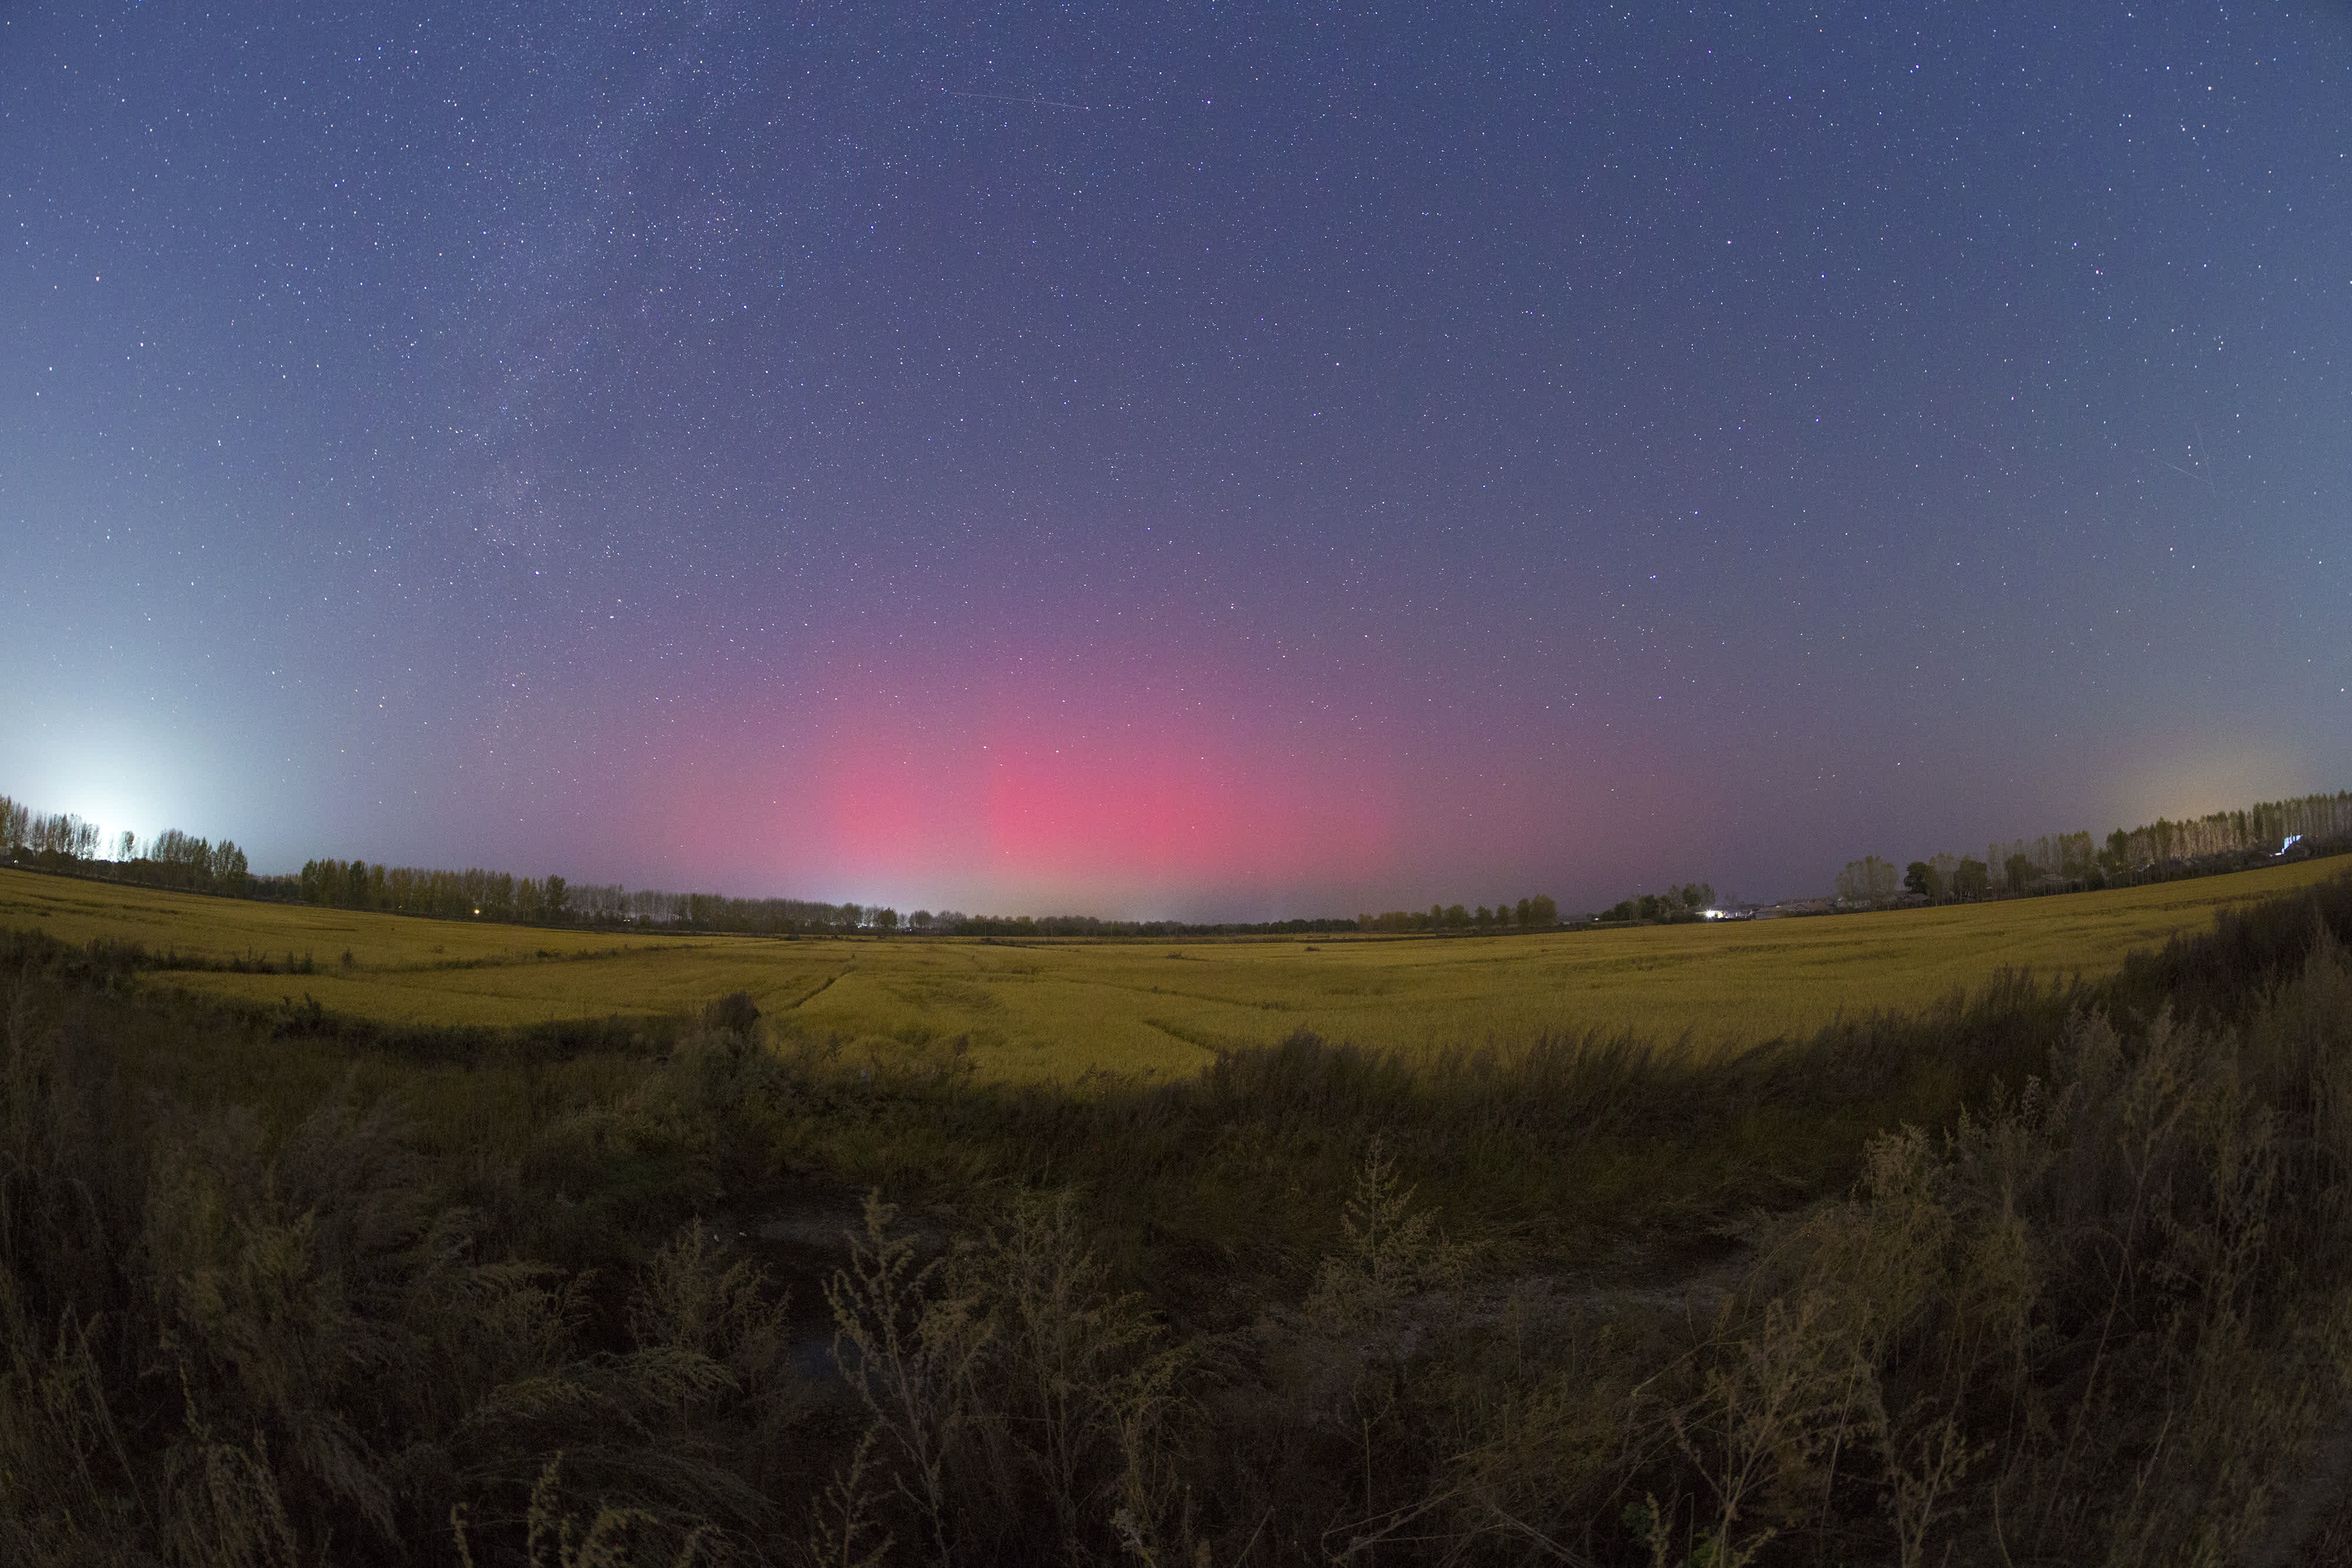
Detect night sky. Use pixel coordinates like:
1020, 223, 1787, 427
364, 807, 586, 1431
6, 4, 2349, 918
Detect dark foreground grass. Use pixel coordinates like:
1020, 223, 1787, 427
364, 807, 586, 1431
6, 874, 2352, 1564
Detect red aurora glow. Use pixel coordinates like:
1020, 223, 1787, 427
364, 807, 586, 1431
797, 654, 1402, 912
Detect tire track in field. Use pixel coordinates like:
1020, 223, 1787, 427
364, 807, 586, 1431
1141, 1017, 1227, 1053
781, 968, 852, 1010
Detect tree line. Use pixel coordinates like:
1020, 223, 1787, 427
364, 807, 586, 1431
1838, 788, 2352, 908
1596, 881, 1716, 924
129, 829, 251, 893
0, 797, 101, 864
285, 859, 911, 933
914, 912, 1366, 938
5, 797, 1381, 937
1355, 895, 1559, 933
5, 787, 1515, 939
2, 797, 251, 892
281, 866, 1384, 939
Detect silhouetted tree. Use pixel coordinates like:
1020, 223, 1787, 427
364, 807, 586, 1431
1952, 856, 1990, 901
1834, 856, 1899, 903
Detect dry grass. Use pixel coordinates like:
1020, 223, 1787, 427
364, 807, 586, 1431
3, 858, 2342, 1084
11, 871, 2352, 1564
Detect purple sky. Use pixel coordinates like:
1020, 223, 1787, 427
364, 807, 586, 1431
6, 3, 2348, 918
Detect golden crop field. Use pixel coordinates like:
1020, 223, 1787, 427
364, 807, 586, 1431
4, 858, 2342, 1082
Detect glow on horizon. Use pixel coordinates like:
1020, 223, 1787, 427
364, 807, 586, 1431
2104, 738, 2318, 837
4, 721, 221, 859
794, 660, 1405, 914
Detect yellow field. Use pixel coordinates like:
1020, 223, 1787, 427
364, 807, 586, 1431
5, 858, 2341, 1082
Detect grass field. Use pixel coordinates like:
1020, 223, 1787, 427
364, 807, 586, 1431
10, 867, 2352, 1563
4, 857, 2342, 1081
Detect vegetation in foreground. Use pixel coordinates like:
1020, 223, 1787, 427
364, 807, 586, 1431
6, 860, 2352, 1081
8, 873, 2352, 1563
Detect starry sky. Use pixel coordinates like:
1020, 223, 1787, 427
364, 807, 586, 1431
5, 3, 2349, 918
